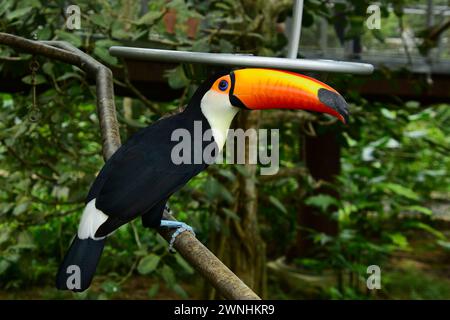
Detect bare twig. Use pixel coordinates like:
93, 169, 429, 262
30, 195, 84, 206
1, 141, 58, 182
0, 56, 27, 61
0, 33, 80, 66
17, 206, 85, 228
203, 28, 265, 41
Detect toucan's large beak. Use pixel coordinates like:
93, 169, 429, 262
230, 68, 349, 124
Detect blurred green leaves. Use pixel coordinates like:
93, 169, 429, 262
0, 0, 449, 300
137, 254, 160, 275
305, 194, 339, 212
55, 31, 82, 48
376, 183, 419, 201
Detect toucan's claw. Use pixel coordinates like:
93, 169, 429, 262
159, 220, 195, 253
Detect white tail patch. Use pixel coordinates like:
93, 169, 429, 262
77, 199, 108, 240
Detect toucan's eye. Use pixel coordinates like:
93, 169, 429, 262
218, 80, 228, 91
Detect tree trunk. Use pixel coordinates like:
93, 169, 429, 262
203, 0, 292, 298
287, 125, 340, 259
207, 110, 267, 299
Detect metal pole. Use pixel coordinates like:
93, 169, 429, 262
109, 47, 375, 74
319, 17, 328, 56
287, 0, 304, 59
426, 0, 435, 27
426, 0, 436, 62
425, 0, 435, 70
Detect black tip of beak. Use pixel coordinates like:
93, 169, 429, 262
318, 88, 350, 124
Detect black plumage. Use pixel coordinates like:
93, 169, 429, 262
88, 73, 224, 237
56, 72, 225, 291
56, 67, 350, 292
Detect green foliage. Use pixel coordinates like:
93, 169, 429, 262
384, 268, 450, 299
0, 0, 449, 300
0, 0, 212, 295
305, 195, 339, 212
138, 254, 160, 275
309, 99, 450, 298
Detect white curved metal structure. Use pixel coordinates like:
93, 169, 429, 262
109, 0, 374, 75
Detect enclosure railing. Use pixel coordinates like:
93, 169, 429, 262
0, 32, 260, 300
299, 1, 450, 71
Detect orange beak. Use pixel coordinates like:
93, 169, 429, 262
229, 68, 349, 124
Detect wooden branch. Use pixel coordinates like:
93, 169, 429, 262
17, 206, 85, 228
423, 18, 450, 42
203, 28, 265, 41
159, 212, 260, 299
0, 33, 80, 66
0, 33, 260, 300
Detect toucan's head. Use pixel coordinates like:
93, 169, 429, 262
200, 68, 349, 124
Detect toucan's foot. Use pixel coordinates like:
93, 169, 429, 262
159, 220, 195, 253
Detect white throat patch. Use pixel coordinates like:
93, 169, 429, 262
200, 90, 240, 152
78, 199, 108, 240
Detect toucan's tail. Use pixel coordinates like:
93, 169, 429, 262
56, 236, 105, 292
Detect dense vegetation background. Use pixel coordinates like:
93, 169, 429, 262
0, 0, 449, 299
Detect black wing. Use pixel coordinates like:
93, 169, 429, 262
86, 111, 213, 234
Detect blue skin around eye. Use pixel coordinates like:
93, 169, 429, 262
219, 80, 228, 91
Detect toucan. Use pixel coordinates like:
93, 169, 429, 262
56, 68, 349, 292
